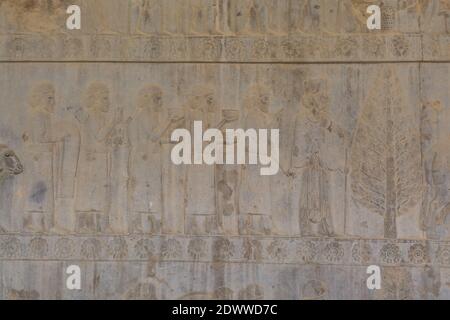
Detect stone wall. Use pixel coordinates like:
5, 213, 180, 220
0, 0, 449, 299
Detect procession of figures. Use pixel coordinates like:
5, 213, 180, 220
0, 0, 448, 35
0, 64, 448, 241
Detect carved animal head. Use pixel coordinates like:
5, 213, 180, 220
0, 145, 23, 181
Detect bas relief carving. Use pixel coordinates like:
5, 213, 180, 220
1, 0, 448, 40
0, 0, 70, 33
0, 62, 448, 300
74, 82, 113, 233
0, 145, 23, 232
290, 79, 348, 237
0, 64, 446, 240
349, 67, 422, 239
0, 0, 449, 300
129, 0, 450, 36
128, 85, 165, 234
2, 63, 443, 243
238, 85, 280, 235
183, 85, 219, 235
23, 82, 80, 233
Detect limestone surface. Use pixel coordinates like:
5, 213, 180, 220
0, 0, 449, 300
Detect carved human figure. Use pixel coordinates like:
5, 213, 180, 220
53, 115, 80, 233
292, 0, 365, 34
0, 0, 67, 33
23, 82, 80, 232
301, 279, 327, 300
248, 0, 271, 34
438, 0, 450, 33
420, 101, 450, 239
433, 162, 450, 235
396, 0, 421, 31
122, 260, 172, 299
188, 0, 221, 35
106, 107, 131, 234
335, 0, 368, 33
231, 0, 287, 35
374, 268, 414, 299
23, 82, 79, 233
23, 82, 55, 232
128, 85, 166, 234
238, 85, 279, 235
249, 0, 276, 34
297, 151, 334, 236
184, 85, 220, 234
421, 0, 450, 33
215, 109, 240, 235
290, 79, 347, 237
263, 0, 289, 35
0, 145, 23, 232
420, 101, 442, 234
75, 83, 116, 233
131, 0, 163, 35
160, 106, 186, 234
347, 0, 378, 31
347, 0, 370, 20
161, 0, 187, 35
226, 0, 252, 34
289, 0, 322, 34
84, 0, 127, 34
238, 284, 264, 299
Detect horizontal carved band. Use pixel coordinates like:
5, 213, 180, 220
1, 34, 443, 63
0, 234, 448, 267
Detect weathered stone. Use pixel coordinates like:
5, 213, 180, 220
0, 0, 449, 300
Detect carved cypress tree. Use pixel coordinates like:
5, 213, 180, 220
350, 68, 422, 238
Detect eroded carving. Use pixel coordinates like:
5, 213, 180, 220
0, 0, 68, 33
238, 85, 279, 235
128, 85, 164, 235
184, 85, 220, 235
23, 82, 80, 233
350, 68, 422, 239
0, 145, 23, 183
291, 79, 347, 237
74, 82, 117, 233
